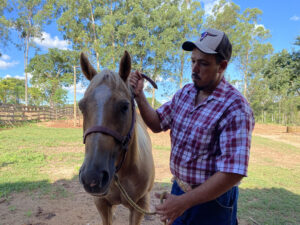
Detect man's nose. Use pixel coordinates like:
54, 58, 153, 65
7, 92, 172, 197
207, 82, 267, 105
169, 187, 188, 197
192, 63, 199, 73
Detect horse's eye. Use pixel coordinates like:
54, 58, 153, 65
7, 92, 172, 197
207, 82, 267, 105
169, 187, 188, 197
119, 101, 129, 114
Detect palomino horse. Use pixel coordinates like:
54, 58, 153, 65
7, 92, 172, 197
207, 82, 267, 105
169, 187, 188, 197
79, 51, 155, 225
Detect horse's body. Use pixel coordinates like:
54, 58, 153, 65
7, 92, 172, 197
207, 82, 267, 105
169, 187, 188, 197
79, 51, 155, 225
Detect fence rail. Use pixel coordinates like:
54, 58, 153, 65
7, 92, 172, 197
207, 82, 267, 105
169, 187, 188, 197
0, 104, 77, 126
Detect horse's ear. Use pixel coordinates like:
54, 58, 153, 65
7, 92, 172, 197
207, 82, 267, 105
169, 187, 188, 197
119, 51, 131, 82
80, 52, 97, 81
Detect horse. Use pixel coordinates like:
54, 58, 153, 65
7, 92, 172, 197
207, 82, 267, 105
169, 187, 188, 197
78, 51, 155, 225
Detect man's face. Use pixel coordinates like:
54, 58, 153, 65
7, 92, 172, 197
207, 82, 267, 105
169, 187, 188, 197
191, 48, 226, 92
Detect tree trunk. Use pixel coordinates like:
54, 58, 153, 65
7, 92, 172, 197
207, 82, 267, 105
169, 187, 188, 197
89, 2, 100, 72
243, 51, 249, 100
179, 53, 184, 88
110, 2, 115, 67
73, 66, 77, 127
24, 35, 29, 106
151, 88, 155, 108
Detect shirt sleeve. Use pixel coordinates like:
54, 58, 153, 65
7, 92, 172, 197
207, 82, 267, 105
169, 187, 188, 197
216, 110, 255, 176
156, 88, 182, 131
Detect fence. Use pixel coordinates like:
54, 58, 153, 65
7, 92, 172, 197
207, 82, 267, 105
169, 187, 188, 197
0, 104, 77, 126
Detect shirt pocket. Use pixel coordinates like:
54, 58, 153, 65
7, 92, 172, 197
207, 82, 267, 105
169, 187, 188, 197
186, 126, 215, 161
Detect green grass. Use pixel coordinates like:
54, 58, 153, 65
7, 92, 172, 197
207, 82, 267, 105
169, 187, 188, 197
238, 135, 300, 224
0, 124, 84, 198
0, 124, 299, 224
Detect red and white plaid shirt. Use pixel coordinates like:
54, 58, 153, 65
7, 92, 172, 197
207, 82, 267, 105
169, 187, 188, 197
156, 77, 255, 185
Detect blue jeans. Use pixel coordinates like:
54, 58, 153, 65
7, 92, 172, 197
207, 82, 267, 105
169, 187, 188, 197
171, 181, 238, 225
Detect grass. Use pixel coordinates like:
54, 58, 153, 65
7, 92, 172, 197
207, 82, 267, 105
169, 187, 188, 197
238, 135, 300, 224
0, 124, 299, 224
0, 123, 84, 198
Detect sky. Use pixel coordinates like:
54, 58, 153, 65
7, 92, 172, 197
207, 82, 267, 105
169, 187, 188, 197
0, 0, 299, 104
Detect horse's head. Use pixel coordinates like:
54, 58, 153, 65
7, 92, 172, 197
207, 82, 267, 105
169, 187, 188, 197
78, 51, 134, 196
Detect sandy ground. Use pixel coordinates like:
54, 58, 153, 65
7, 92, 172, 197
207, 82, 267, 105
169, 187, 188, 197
0, 121, 299, 225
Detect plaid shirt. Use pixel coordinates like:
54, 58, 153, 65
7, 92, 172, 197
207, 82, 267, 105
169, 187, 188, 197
156, 77, 255, 185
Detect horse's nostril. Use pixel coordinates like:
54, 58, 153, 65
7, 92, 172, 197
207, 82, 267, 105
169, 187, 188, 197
101, 171, 109, 186
90, 180, 98, 188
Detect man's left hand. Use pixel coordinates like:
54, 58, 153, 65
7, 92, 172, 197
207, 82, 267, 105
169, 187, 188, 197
155, 192, 187, 225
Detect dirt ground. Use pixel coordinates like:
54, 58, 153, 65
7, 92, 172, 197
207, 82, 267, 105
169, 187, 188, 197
0, 121, 299, 225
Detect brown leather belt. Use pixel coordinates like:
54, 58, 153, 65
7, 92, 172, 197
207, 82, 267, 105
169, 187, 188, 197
172, 176, 200, 193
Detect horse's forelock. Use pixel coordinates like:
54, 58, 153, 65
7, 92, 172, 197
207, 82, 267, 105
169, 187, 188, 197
86, 69, 131, 98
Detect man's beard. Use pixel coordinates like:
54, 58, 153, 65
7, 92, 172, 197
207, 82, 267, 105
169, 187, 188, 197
192, 73, 205, 91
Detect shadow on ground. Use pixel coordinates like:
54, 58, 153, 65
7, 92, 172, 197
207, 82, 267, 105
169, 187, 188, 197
0, 177, 299, 225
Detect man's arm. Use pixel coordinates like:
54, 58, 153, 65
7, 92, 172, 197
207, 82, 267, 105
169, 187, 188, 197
129, 71, 162, 133
155, 172, 243, 225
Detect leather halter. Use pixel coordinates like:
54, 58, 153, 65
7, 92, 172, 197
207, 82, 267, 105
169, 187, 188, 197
82, 74, 157, 173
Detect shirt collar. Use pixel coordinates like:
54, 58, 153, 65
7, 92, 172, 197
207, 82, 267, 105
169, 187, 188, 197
211, 77, 227, 102
187, 77, 227, 103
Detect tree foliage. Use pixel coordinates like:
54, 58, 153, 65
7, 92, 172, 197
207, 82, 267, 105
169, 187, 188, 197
27, 48, 79, 107
56, 0, 204, 107
1, 0, 298, 125
0, 77, 25, 104
8, 0, 54, 105
0, 1, 12, 55
249, 47, 300, 125
205, 0, 273, 99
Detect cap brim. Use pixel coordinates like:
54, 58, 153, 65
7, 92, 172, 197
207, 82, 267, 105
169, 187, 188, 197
182, 41, 217, 54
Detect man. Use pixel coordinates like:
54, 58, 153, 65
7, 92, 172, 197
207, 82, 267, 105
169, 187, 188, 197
129, 28, 255, 225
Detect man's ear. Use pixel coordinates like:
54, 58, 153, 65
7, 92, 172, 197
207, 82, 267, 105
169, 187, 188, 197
218, 60, 228, 75
119, 51, 131, 82
80, 53, 97, 81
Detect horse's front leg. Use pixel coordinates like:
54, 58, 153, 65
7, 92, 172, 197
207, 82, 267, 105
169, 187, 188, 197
94, 197, 114, 225
129, 194, 150, 225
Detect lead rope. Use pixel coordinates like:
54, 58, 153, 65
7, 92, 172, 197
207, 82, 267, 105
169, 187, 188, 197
114, 174, 167, 225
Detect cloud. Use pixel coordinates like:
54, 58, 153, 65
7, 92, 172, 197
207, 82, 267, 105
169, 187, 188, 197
1, 54, 10, 60
201, 0, 220, 16
0, 59, 19, 69
0, 53, 19, 69
4, 73, 32, 80
64, 81, 87, 94
290, 15, 300, 21
33, 32, 70, 50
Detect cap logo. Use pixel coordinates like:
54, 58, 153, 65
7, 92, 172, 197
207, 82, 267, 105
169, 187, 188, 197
200, 32, 217, 41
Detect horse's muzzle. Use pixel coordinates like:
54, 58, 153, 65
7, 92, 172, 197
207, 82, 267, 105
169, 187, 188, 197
79, 166, 110, 195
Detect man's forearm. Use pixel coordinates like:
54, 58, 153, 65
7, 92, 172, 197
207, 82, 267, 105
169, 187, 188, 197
179, 172, 243, 210
135, 92, 162, 133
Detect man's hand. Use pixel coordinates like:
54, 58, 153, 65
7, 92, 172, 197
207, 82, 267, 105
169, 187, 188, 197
155, 192, 187, 225
129, 70, 144, 98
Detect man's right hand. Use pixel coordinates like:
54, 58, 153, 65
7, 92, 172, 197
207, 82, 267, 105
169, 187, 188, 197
129, 70, 144, 98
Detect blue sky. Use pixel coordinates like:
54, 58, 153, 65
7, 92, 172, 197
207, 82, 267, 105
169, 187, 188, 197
0, 0, 299, 104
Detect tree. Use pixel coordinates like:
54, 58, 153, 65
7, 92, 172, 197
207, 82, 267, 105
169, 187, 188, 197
27, 48, 79, 107
28, 87, 45, 106
11, 0, 53, 106
205, 0, 273, 99
56, 0, 101, 71
0, 77, 25, 104
261, 49, 299, 125
294, 36, 300, 46
0, 1, 12, 55
173, 0, 203, 89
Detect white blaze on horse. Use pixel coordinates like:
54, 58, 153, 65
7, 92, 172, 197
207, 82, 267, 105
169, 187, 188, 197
79, 51, 155, 225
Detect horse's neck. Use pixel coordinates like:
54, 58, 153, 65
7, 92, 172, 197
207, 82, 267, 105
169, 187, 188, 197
120, 114, 148, 173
